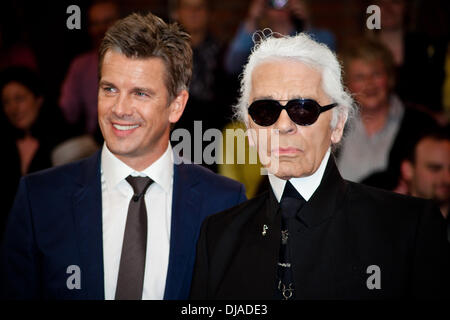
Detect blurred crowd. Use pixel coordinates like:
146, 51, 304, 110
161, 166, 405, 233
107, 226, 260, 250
0, 0, 449, 239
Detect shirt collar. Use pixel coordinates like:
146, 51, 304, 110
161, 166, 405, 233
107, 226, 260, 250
268, 148, 331, 202
101, 143, 173, 194
387, 94, 405, 122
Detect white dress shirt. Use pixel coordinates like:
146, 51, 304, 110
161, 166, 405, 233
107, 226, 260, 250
101, 143, 173, 300
269, 148, 330, 202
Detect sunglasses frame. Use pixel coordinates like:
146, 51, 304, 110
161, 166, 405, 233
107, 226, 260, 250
248, 98, 338, 127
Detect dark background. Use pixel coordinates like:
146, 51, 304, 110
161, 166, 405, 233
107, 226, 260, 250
1, 0, 448, 106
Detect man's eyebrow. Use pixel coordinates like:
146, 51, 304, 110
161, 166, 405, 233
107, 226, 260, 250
251, 95, 274, 102
99, 80, 116, 87
288, 95, 308, 100
98, 82, 155, 95
131, 87, 155, 95
251, 95, 311, 102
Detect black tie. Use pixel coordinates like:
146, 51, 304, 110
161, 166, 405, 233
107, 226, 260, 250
276, 181, 306, 300
115, 175, 153, 300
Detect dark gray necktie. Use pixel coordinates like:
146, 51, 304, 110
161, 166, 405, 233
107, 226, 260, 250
276, 181, 305, 300
115, 175, 153, 300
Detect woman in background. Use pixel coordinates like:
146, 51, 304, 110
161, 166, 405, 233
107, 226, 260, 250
337, 38, 437, 190
0, 67, 73, 238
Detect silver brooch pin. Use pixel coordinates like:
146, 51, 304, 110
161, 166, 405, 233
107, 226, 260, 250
262, 224, 268, 236
281, 230, 289, 244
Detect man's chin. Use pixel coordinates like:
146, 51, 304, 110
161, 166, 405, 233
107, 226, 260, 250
105, 140, 138, 157
269, 166, 311, 180
264, 156, 310, 178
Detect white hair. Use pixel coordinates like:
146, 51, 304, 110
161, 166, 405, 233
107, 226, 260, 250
234, 31, 356, 130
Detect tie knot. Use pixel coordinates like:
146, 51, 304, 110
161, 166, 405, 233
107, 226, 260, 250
280, 181, 305, 219
126, 176, 153, 201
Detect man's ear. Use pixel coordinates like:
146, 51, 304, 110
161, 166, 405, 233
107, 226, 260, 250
331, 112, 347, 144
169, 90, 189, 124
401, 159, 414, 182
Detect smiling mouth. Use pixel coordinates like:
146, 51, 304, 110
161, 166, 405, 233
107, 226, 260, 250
112, 123, 140, 131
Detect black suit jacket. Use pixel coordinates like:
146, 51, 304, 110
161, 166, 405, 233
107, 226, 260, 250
190, 156, 450, 299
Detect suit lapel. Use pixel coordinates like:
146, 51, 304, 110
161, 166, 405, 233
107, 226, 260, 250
72, 151, 105, 299
212, 190, 281, 299
295, 156, 348, 228
240, 189, 281, 298
164, 162, 202, 299
289, 156, 350, 299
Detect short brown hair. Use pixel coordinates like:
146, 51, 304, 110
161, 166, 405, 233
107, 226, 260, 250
340, 38, 396, 89
99, 12, 192, 101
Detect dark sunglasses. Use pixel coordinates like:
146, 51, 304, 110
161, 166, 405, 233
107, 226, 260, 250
248, 99, 337, 126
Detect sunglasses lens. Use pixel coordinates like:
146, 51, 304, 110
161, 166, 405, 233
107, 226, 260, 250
287, 100, 320, 125
249, 99, 325, 126
248, 101, 281, 126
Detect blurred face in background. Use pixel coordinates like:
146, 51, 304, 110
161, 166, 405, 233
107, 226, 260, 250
346, 58, 391, 112
265, 6, 293, 35
377, 0, 406, 30
175, 0, 209, 35
2, 81, 43, 131
404, 138, 450, 208
89, 2, 120, 49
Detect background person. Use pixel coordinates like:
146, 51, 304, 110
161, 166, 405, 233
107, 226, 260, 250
398, 128, 450, 217
0, 67, 73, 240
170, 0, 233, 172
337, 38, 437, 189
224, 0, 336, 76
398, 127, 450, 243
59, 0, 120, 137
367, 0, 448, 118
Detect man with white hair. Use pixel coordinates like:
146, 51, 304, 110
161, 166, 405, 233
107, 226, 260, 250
190, 33, 449, 299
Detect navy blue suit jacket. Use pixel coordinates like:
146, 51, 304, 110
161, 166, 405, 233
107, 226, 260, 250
1, 150, 246, 299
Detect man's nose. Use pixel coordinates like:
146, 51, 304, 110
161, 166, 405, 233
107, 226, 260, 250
112, 94, 133, 117
274, 109, 297, 134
